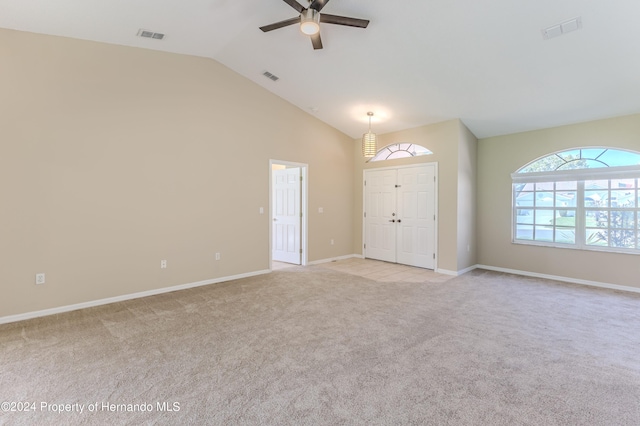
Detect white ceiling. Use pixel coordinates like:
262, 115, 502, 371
2, 0, 640, 139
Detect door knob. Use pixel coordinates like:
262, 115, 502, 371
389, 219, 396, 223
397, 219, 402, 223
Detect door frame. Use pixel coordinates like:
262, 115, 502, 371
362, 162, 439, 270
269, 159, 308, 269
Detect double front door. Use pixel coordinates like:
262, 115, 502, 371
364, 164, 436, 269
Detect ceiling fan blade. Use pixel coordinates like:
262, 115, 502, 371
309, 0, 330, 12
282, 0, 306, 14
260, 16, 301, 32
320, 13, 369, 28
311, 32, 323, 50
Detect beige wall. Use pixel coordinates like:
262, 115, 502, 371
477, 114, 640, 288
0, 29, 354, 317
456, 121, 478, 271
352, 119, 474, 273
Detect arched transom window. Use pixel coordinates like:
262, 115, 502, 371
369, 143, 433, 162
512, 147, 640, 253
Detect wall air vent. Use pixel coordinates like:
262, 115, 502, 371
262, 71, 280, 82
542, 17, 582, 40
137, 29, 165, 40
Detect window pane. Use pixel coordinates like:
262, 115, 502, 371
610, 211, 635, 228
585, 191, 605, 207
536, 182, 554, 191
612, 179, 636, 188
598, 150, 640, 167
535, 209, 554, 225
556, 181, 577, 190
515, 192, 534, 207
516, 209, 533, 223
556, 210, 575, 226
557, 150, 581, 162
387, 151, 411, 160
515, 224, 533, 240
535, 193, 554, 207
556, 191, 576, 207
555, 227, 575, 244
534, 226, 554, 242
586, 229, 608, 246
611, 190, 635, 207
609, 230, 636, 248
586, 180, 609, 189
581, 148, 606, 159
587, 210, 608, 227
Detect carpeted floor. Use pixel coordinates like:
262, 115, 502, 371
1, 266, 640, 425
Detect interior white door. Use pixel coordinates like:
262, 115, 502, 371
396, 165, 436, 268
272, 167, 301, 264
364, 169, 397, 263
364, 164, 436, 269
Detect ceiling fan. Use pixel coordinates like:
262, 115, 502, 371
260, 0, 369, 50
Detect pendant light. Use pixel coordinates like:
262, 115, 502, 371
362, 112, 377, 158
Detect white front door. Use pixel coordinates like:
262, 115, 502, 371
396, 166, 436, 269
272, 167, 301, 264
364, 164, 436, 269
364, 169, 397, 263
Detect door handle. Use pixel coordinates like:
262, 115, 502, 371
397, 219, 402, 223
389, 219, 396, 223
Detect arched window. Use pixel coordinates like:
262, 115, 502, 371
369, 143, 433, 162
512, 147, 640, 253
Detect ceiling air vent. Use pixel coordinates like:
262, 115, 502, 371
542, 17, 582, 40
137, 29, 165, 40
262, 71, 280, 82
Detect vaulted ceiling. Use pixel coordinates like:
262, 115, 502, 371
2, 0, 639, 138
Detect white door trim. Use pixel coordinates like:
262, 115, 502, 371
363, 162, 438, 270
269, 160, 308, 268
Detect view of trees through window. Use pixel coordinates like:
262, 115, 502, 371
513, 148, 640, 253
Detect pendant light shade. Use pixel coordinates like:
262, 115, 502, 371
362, 112, 377, 158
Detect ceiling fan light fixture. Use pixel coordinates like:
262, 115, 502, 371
362, 112, 377, 158
300, 9, 320, 35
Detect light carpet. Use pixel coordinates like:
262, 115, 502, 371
1, 267, 639, 425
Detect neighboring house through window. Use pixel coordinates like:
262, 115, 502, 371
512, 147, 640, 253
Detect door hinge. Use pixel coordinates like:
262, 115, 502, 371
433, 253, 436, 259
300, 176, 303, 182
364, 212, 367, 218
434, 214, 436, 221
364, 243, 366, 249
434, 176, 436, 182
364, 180, 366, 186
300, 212, 303, 218
300, 249, 303, 254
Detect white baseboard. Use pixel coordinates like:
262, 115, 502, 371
437, 264, 479, 276
308, 254, 362, 265
476, 264, 640, 294
0, 269, 271, 326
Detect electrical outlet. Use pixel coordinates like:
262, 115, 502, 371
259, 207, 264, 214
330, 239, 334, 245
161, 260, 167, 269
35, 273, 45, 285
215, 253, 221, 261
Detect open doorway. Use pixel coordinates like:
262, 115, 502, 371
270, 160, 308, 270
